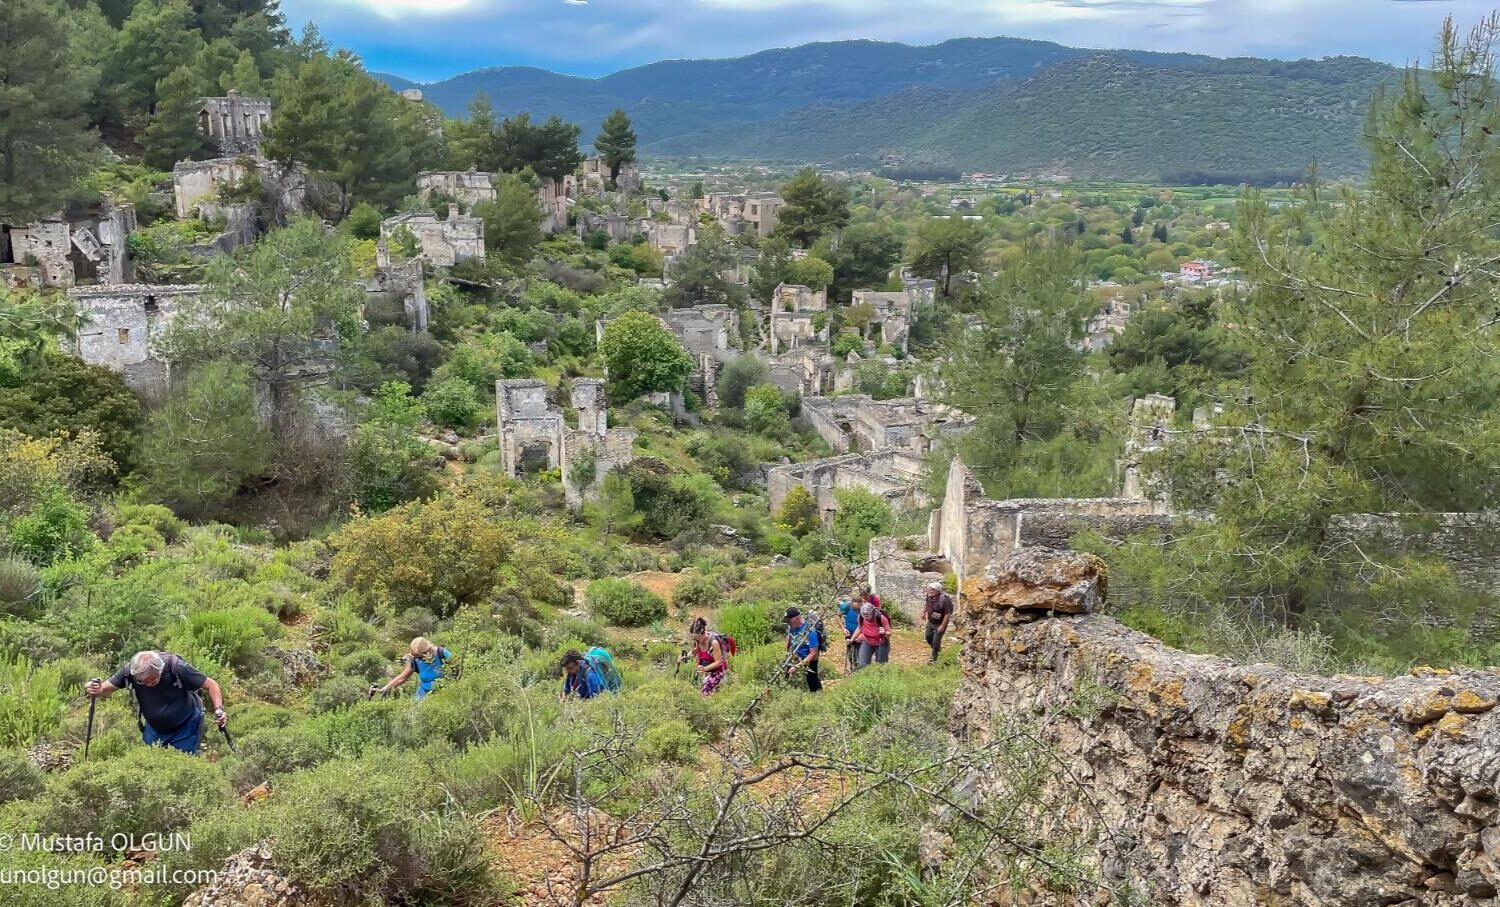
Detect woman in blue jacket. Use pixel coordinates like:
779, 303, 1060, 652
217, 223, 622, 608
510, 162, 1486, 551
376, 637, 453, 700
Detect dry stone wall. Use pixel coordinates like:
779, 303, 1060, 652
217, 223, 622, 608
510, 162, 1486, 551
953, 547, 1500, 906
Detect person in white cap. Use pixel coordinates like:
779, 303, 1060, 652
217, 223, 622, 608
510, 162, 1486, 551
921, 582, 955, 663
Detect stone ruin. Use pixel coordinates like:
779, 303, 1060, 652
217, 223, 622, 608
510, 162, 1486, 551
1, 204, 136, 289
380, 207, 484, 268
416, 170, 497, 210
850, 282, 932, 353
538, 175, 574, 234
947, 544, 1500, 906
575, 211, 634, 244
1119, 392, 1176, 509
360, 255, 429, 334
768, 282, 828, 354
197, 90, 271, 155
699, 191, 784, 239
800, 394, 970, 456
580, 156, 642, 194
768, 447, 927, 524
646, 222, 696, 257
172, 157, 309, 255
496, 378, 636, 510
867, 458, 1168, 619
69, 284, 202, 399
765, 345, 838, 398
661, 305, 740, 406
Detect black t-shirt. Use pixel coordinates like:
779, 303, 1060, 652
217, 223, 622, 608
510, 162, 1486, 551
926, 593, 954, 625
109, 655, 207, 731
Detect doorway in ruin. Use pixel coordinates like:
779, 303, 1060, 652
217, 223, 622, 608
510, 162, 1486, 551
0, 225, 13, 265
517, 440, 555, 474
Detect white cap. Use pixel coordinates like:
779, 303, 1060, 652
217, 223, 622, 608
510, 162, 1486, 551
928, 582, 943, 591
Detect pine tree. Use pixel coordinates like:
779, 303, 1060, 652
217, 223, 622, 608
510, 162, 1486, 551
143, 65, 212, 170
773, 167, 850, 248
0, 0, 100, 221
108, 0, 205, 116
474, 173, 544, 266
594, 109, 637, 187
221, 49, 265, 95
1121, 226, 1135, 244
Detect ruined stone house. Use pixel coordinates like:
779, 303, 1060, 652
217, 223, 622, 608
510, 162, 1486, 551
69, 284, 202, 398
575, 212, 634, 244
701, 192, 784, 239
765, 346, 838, 398
360, 255, 429, 334
495, 378, 636, 510
800, 394, 971, 456
850, 288, 917, 351
173, 157, 307, 223
768, 283, 828, 355
380, 207, 484, 268
768, 447, 928, 525
1, 204, 137, 290
646, 222, 696, 257
416, 170, 497, 210
537, 176, 574, 234
580, 157, 642, 194
197, 91, 271, 155
1119, 392, 1176, 508
661, 305, 739, 406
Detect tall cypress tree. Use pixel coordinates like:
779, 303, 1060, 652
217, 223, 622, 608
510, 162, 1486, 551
0, 0, 100, 221
593, 108, 637, 187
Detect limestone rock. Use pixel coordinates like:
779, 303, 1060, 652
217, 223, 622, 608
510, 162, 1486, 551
966, 546, 1107, 617
184, 842, 300, 907
948, 550, 1500, 906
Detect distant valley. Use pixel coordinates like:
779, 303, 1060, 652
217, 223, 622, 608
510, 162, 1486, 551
377, 37, 1398, 181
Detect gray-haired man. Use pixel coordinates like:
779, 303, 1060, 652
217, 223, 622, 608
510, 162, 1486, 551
85, 651, 225, 753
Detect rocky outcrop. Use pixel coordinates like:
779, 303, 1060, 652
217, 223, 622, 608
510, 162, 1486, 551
952, 546, 1500, 906
184, 842, 300, 907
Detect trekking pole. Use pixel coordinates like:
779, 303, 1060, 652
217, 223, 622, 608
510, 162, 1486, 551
83, 680, 100, 761
673, 649, 688, 679
217, 723, 238, 754
727, 611, 820, 739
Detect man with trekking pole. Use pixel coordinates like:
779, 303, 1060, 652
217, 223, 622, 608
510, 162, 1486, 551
783, 608, 822, 693
84, 651, 227, 755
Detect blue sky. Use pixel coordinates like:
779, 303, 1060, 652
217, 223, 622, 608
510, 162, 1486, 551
279, 0, 1497, 82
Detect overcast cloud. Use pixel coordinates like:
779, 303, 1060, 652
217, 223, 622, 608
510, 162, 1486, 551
277, 0, 1496, 81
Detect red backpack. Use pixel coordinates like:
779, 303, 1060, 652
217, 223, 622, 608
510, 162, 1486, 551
711, 632, 738, 660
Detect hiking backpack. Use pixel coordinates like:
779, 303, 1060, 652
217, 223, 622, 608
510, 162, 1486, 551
811, 615, 829, 653
711, 632, 738, 660
585, 647, 623, 693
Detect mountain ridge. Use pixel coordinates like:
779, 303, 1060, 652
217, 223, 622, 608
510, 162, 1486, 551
373, 36, 1399, 181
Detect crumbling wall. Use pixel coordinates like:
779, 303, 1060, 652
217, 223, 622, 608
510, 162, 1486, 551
952, 547, 1500, 906
70, 284, 202, 398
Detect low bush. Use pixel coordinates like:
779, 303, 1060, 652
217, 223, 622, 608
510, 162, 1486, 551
0, 556, 39, 612
309, 675, 371, 715
641, 719, 699, 765
227, 725, 333, 788
112, 503, 186, 544
32, 747, 234, 849
716, 603, 777, 648
672, 571, 722, 614
0, 655, 67, 749
0, 749, 44, 804
268, 757, 511, 906
585, 578, 666, 627
169, 606, 279, 675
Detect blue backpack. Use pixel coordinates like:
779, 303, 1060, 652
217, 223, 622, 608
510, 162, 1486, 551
585, 647, 622, 693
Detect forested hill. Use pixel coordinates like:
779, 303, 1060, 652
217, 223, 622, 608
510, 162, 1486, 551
379, 40, 1396, 181
373, 36, 1217, 140
650, 54, 1395, 180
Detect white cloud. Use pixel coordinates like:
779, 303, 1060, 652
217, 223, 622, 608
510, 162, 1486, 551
283, 0, 1498, 80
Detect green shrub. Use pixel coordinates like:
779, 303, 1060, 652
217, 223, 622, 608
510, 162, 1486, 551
9, 488, 93, 566
112, 503, 186, 544
34, 747, 233, 849
717, 603, 777, 648
392, 607, 439, 641
0, 655, 66, 748
227, 725, 332, 788
169, 606, 279, 675
0, 556, 39, 612
269, 758, 510, 906
102, 523, 165, 566
0, 749, 44, 804
310, 675, 371, 715
641, 719, 699, 765
672, 572, 722, 613
422, 378, 482, 430
585, 577, 667, 627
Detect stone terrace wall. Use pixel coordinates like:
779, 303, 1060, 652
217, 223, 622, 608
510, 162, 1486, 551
952, 547, 1500, 906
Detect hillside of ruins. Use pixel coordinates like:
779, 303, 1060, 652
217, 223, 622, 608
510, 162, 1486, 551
6, 2, 1500, 905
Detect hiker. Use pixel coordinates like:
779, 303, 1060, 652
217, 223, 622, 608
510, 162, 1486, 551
84, 651, 225, 754
783, 607, 822, 693
684, 617, 730, 696
921, 582, 955, 663
860, 587, 891, 663
561, 648, 610, 700
852, 601, 891, 670
375, 637, 453, 701
837, 598, 860, 672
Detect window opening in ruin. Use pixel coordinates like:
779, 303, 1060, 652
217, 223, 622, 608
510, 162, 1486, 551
118, 328, 130, 344
0, 225, 12, 265
144, 296, 159, 315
